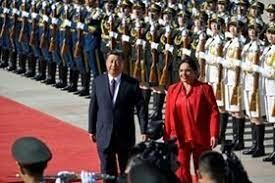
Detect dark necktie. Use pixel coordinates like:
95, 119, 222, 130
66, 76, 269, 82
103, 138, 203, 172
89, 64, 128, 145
111, 79, 116, 98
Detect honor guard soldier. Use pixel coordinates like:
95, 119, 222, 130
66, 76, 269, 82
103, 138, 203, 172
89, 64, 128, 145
25, 0, 43, 78
261, 24, 275, 164
50, 0, 67, 88
235, 0, 249, 36
149, 7, 176, 121
61, 1, 79, 92
11, 137, 52, 183
202, 0, 216, 18
217, 0, 229, 27
72, 0, 90, 96
144, 3, 162, 115
223, 16, 246, 151
84, 0, 105, 81
40, 1, 56, 85
204, 15, 227, 145
266, 4, 275, 24
0, 0, 11, 69
241, 20, 265, 157
16, 0, 31, 75
173, 11, 191, 82
190, 12, 207, 52
6, 0, 21, 72
131, 1, 152, 108
248, 1, 265, 39
101, 0, 117, 53
117, 0, 133, 75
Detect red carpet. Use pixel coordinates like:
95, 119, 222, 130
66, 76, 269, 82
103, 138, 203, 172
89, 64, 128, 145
0, 96, 100, 182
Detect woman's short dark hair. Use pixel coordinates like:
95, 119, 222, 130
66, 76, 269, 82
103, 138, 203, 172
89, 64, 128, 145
178, 56, 199, 73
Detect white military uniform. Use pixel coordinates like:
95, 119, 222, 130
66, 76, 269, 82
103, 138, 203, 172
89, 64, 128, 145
205, 33, 225, 106
241, 40, 265, 118
223, 36, 244, 112
262, 44, 275, 122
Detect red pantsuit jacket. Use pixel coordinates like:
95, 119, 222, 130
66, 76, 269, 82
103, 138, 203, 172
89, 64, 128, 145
164, 81, 220, 147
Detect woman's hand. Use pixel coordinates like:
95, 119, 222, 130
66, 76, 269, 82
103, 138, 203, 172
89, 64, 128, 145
210, 137, 218, 149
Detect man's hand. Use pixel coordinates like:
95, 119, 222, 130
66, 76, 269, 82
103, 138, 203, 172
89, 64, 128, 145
90, 134, 96, 143
210, 136, 218, 149
141, 134, 148, 141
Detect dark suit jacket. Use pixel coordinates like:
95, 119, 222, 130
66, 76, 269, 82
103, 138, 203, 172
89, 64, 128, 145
88, 73, 147, 150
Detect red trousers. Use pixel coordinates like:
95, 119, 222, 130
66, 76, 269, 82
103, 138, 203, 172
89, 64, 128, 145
176, 142, 210, 183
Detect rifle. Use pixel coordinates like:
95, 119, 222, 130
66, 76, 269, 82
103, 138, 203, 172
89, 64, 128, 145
74, 7, 84, 58
61, 5, 71, 57
0, 0, 10, 39
49, 5, 58, 52
149, 26, 158, 85
230, 47, 242, 105
109, 14, 116, 50
10, 2, 19, 40
18, 2, 29, 43
159, 26, 173, 86
29, 1, 39, 46
40, 3, 50, 49
215, 45, 225, 101
121, 17, 131, 75
249, 52, 260, 112
197, 37, 206, 82
132, 24, 142, 82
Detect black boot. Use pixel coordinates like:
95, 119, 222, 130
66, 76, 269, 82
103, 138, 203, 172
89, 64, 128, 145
34, 59, 46, 81
252, 124, 265, 157
142, 89, 151, 115
243, 123, 256, 155
24, 55, 36, 78
42, 62, 56, 85
0, 49, 9, 68
15, 54, 27, 74
218, 113, 229, 145
62, 70, 78, 92
78, 72, 90, 96
149, 93, 166, 121
55, 64, 68, 89
233, 118, 245, 151
7, 51, 17, 71
263, 127, 275, 162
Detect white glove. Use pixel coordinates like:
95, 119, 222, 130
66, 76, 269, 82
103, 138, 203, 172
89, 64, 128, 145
80, 170, 95, 183
55, 171, 75, 183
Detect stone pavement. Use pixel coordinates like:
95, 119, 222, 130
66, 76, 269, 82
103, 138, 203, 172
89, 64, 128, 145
1, 69, 275, 183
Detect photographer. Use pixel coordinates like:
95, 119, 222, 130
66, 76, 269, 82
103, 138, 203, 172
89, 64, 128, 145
197, 140, 252, 183
118, 139, 180, 183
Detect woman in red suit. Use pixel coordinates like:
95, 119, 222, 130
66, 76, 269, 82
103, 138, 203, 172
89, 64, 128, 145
164, 57, 220, 183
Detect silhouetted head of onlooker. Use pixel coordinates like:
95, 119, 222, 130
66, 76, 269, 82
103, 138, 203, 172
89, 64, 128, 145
197, 151, 227, 183
11, 137, 52, 183
120, 139, 180, 183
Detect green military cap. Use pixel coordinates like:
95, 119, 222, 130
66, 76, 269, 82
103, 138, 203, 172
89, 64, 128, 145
194, 11, 208, 22
236, 0, 249, 6
266, 4, 275, 13
12, 137, 52, 165
149, 3, 161, 14
206, 0, 215, 3
267, 23, 275, 33
217, 0, 227, 5
103, 0, 117, 5
133, 1, 145, 10
162, 7, 175, 15
121, 0, 133, 8
228, 16, 241, 26
251, 1, 265, 11
247, 19, 262, 32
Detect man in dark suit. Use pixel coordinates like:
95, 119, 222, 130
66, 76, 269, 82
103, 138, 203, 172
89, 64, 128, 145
88, 50, 148, 181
